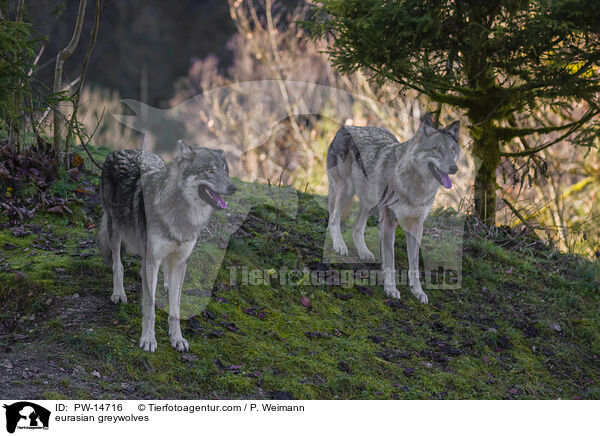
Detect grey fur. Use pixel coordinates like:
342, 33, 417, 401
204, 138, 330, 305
327, 114, 460, 303
98, 140, 237, 352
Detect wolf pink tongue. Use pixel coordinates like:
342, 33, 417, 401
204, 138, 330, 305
441, 173, 452, 189
214, 193, 227, 209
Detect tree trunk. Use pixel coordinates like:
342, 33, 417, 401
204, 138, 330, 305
471, 120, 500, 226
53, 0, 87, 165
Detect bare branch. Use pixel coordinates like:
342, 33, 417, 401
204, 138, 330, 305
53, 0, 87, 160
500, 107, 598, 157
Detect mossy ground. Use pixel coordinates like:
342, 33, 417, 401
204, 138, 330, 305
0, 147, 599, 399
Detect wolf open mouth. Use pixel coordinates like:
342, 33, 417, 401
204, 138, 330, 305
428, 163, 452, 189
199, 186, 228, 209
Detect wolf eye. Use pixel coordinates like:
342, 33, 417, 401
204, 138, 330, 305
206, 168, 213, 174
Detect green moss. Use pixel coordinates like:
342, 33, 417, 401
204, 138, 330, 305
0, 161, 599, 399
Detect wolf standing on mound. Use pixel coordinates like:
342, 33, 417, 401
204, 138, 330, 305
327, 114, 460, 304
98, 140, 237, 352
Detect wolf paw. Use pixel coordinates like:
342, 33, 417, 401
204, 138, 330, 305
139, 333, 157, 352
410, 286, 429, 304
110, 292, 127, 304
170, 336, 189, 352
333, 241, 348, 256
358, 249, 375, 261
384, 286, 401, 299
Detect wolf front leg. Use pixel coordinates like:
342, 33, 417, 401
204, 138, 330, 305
140, 256, 160, 352
167, 259, 189, 352
402, 219, 428, 304
379, 207, 400, 298
161, 260, 169, 293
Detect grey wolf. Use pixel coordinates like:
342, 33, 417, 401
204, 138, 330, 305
97, 140, 237, 352
326, 114, 460, 303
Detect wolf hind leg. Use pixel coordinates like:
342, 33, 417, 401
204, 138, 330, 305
380, 207, 400, 299
108, 226, 127, 304
140, 257, 160, 352
327, 168, 354, 256
97, 212, 112, 267
353, 205, 375, 261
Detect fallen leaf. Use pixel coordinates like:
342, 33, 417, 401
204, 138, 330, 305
220, 321, 238, 332
300, 296, 312, 308
67, 167, 80, 180
46, 205, 64, 214
72, 154, 85, 168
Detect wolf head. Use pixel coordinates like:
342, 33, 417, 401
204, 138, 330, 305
413, 113, 460, 189
176, 140, 238, 210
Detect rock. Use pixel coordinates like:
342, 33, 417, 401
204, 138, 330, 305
181, 353, 199, 363
0, 359, 13, 369
421, 361, 433, 369
72, 365, 86, 377
91, 371, 101, 379
45, 297, 52, 306
487, 327, 498, 333
548, 321, 562, 333
14, 271, 27, 282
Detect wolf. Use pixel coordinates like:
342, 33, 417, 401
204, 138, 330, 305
326, 114, 460, 304
97, 140, 237, 352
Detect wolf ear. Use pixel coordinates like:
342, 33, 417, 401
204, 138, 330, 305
443, 121, 460, 141
416, 112, 437, 138
177, 139, 194, 160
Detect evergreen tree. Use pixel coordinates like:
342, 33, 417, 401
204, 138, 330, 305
308, 0, 600, 224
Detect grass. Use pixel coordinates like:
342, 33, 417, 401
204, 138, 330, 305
0, 146, 599, 399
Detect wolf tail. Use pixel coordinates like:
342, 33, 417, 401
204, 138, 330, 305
97, 212, 112, 267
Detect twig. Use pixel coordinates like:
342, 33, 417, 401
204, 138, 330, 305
66, 0, 102, 164
72, 108, 104, 171
503, 198, 535, 233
